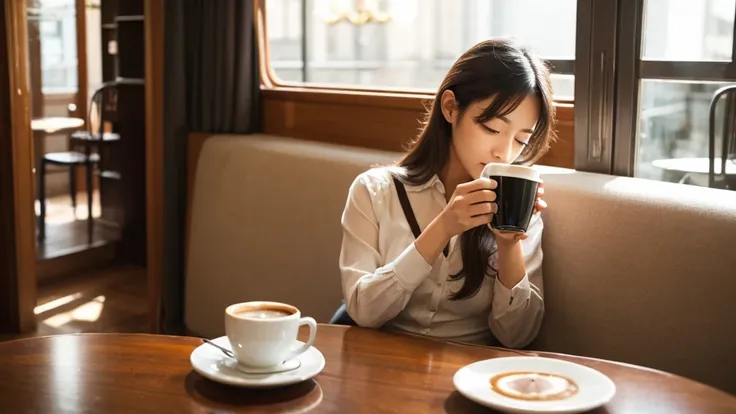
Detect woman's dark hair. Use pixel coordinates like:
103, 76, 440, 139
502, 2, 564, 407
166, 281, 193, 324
395, 38, 556, 300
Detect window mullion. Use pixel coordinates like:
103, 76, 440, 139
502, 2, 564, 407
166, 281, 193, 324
612, 0, 644, 177
732, 1, 736, 63
729, 2, 736, 78
301, 0, 308, 82
640, 62, 735, 81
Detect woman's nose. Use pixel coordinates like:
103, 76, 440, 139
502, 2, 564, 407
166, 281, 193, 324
491, 138, 514, 163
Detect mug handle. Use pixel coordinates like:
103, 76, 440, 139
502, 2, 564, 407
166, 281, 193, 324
285, 317, 317, 361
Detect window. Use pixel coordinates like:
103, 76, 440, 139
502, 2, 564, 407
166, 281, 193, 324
266, 0, 576, 99
615, 0, 736, 185
28, 0, 78, 94
642, 0, 733, 62
261, 0, 736, 189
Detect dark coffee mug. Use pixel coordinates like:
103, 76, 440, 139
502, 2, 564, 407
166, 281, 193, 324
481, 163, 541, 233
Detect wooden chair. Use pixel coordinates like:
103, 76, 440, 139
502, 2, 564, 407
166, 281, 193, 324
708, 84, 736, 190
37, 84, 116, 241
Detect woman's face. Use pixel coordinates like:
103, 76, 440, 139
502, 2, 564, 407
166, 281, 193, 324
441, 91, 541, 180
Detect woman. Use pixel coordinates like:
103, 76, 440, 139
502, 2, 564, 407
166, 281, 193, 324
337, 38, 555, 348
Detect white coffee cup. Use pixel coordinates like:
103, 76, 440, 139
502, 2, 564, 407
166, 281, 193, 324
224, 301, 317, 368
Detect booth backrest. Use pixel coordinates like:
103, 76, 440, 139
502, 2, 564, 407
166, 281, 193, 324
186, 133, 736, 393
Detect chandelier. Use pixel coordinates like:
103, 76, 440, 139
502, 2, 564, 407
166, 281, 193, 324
323, 0, 392, 26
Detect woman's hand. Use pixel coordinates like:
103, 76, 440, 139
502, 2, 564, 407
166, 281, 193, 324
532, 182, 546, 215
437, 178, 498, 239
493, 182, 546, 243
415, 178, 497, 265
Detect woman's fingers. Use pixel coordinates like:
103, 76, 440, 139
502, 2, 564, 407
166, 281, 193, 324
468, 201, 497, 217
456, 178, 497, 194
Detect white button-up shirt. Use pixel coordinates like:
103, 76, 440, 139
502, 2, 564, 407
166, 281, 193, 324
338, 166, 545, 348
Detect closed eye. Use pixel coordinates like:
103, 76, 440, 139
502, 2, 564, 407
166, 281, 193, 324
481, 123, 529, 145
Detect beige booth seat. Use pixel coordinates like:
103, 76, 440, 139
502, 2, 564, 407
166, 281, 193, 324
186, 133, 736, 394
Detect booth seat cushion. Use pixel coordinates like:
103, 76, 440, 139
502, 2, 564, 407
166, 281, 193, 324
186, 133, 736, 393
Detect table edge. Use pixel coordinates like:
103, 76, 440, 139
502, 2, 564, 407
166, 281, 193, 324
0, 326, 727, 396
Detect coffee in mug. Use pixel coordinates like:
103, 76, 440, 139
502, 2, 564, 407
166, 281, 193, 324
481, 163, 541, 233
225, 301, 317, 368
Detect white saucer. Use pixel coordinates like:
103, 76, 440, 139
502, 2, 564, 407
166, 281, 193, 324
190, 336, 325, 388
232, 355, 302, 375
453, 356, 616, 414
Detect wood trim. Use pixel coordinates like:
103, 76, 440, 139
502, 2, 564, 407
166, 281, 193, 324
551, 103, 575, 169
72, 0, 89, 198
145, 0, 164, 334
36, 241, 115, 284
260, 88, 575, 168
0, 0, 37, 333
75, 0, 88, 120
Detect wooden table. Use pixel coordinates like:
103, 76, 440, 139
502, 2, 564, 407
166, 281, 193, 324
652, 157, 736, 188
31, 117, 86, 134
31, 117, 86, 172
1, 325, 734, 413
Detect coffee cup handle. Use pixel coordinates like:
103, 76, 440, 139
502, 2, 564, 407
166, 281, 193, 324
285, 317, 317, 361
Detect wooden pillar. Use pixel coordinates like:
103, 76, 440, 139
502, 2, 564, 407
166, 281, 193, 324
0, 0, 38, 334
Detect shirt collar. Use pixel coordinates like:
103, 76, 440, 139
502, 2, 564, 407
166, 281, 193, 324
408, 174, 445, 194
390, 167, 445, 194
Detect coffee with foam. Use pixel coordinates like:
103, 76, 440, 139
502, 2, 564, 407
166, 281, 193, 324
490, 371, 579, 401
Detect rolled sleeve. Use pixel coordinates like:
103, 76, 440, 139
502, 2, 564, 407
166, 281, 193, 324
491, 273, 533, 317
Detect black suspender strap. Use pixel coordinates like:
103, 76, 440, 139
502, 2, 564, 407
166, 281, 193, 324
392, 177, 422, 238
392, 176, 449, 258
